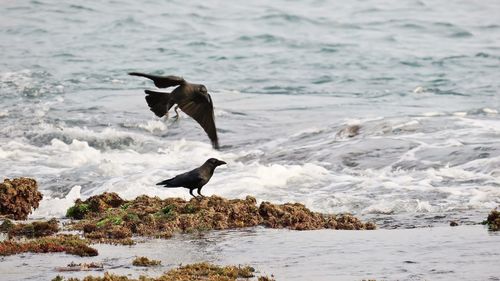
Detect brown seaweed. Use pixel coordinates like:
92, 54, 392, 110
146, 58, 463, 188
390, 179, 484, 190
0, 234, 98, 257
0, 178, 43, 220
66, 193, 375, 241
51, 262, 274, 281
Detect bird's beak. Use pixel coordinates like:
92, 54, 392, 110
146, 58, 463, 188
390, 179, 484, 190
217, 160, 227, 166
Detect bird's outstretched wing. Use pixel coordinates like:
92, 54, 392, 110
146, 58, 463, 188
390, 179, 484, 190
178, 93, 219, 149
144, 90, 172, 117
157, 169, 203, 188
129, 72, 185, 88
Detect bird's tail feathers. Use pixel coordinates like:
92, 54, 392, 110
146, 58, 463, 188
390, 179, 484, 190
156, 179, 177, 187
145, 90, 172, 117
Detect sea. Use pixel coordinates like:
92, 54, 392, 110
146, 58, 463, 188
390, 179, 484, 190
1, 0, 499, 229
2, 1, 500, 280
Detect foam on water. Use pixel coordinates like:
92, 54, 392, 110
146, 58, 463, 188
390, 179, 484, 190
0, 107, 495, 226
31, 186, 82, 219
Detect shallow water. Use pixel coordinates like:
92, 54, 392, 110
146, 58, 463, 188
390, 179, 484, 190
1, 0, 499, 228
1, 226, 499, 281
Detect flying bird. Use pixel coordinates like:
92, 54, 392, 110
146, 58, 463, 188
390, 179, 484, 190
156, 158, 226, 198
129, 72, 219, 149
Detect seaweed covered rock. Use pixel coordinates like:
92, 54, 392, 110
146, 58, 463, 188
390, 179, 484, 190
1, 218, 59, 238
0, 178, 43, 220
132, 256, 161, 267
67, 194, 375, 241
259, 201, 376, 230
0, 234, 98, 257
52, 262, 273, 281
70, 195, 263, 240
259, 202, 326, 230
56, 262, 104, 272
485, 209, 500, 231
66, 192, 124, 219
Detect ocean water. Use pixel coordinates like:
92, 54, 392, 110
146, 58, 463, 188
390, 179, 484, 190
1, 226, 500, 281
1, 0, 499, 228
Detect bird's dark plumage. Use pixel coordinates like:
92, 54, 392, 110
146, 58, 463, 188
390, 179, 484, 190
129, 72, 185, 88
129, 72, 219, 149
156, 158, 226, 198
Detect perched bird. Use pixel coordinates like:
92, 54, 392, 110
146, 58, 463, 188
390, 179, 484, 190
129, 72, 219, 149
156, 158, 226, 198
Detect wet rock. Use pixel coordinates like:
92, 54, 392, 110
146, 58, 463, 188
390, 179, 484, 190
0, 178, 43, 220
1, 218, 59, 238
258, 277, 276, 281
259, 201, 325, 230
449, 221, 459, 227
67, 194, 375, 241
0, 219, 15, 232
484, 209, 500, 231
336, 124, 361, 139
56, 262, 104, 272
259, 201, 376, 230
132, 256, 161, 267
52, 262, 273, 281
66, 192, 125, 219
0, 234, 98, 257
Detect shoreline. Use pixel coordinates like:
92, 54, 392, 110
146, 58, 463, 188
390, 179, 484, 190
1, 225, 499, 281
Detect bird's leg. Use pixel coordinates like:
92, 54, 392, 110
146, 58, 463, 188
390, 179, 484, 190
189, 189, 197, 199
173, 105, 180, 121
162, 102, 171, 121
197, 188, 205, 198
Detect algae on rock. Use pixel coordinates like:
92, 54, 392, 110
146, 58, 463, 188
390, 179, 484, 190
66, 193, 376, 242
0, 178, 43, 220
0, 218, 59, 238
0, 234, 98, 257
485, 209, 500, 231
132, 256, 161, 267
52, 262, 274, 281
66, 192, 125, 219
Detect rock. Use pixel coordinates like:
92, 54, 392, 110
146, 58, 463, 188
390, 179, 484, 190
485, 209, 500, 231
56, 261, 103, 272
132, 256, 161, 267
67, 194, 376, 242
259, 201, 376, 230
450, 221, 459, 227
66, 192, 125, 219
0, 178, 43, 220
336, 125, 361, 139
1, 218, 59, 238
0, 234, 98, 257
51, 262, 273, 281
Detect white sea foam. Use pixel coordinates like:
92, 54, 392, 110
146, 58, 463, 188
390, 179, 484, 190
1, 103, 498, 226
422, 112, 445, 117
483, 108, 498, 114
453, 111, 467, 117
137, 119, 168, 133
30, 186, 82, 219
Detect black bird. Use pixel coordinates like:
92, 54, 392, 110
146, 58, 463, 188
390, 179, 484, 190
129, 72, 219, 149
156, 158, 226, 198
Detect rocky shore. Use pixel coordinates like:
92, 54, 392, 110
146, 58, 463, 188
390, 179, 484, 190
64, 192, 376, 245
2, 177, 497, 280
0, 177, 378, 280
52, 262, 275, 281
